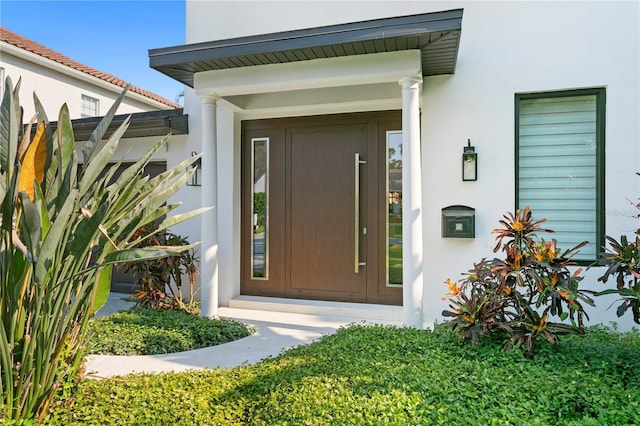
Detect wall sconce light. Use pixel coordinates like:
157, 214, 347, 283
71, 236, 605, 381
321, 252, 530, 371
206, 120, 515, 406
462, 139, 477, 181
187, 151, 201, 186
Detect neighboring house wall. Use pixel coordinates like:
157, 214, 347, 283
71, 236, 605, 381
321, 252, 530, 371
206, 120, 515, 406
0, 27, 179, 121
1, 27, 187, 292
0, 25, 185, 189
168, 1, 638, 329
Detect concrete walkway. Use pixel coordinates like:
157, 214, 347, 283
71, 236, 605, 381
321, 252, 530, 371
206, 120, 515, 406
86, 293, 396, 378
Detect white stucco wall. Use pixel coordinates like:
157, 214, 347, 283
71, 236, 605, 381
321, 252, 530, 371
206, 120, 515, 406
418, 1, 640, 331
181, 1, 640, 330
1, 43, 173, 120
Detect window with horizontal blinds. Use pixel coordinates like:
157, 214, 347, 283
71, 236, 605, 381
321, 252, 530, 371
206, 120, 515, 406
516, 89, 605, 262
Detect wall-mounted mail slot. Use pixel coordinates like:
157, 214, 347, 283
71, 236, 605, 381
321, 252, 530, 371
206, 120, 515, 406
442, 205, 475, 238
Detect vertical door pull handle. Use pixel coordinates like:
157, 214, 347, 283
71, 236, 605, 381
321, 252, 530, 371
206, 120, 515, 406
354, 153, 366, 272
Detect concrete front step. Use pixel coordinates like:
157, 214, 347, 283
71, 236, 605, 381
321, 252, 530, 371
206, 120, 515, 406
222, 295, 404, 325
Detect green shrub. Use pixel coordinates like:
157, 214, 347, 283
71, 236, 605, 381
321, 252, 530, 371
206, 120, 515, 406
46, 325, 640, 425
253, 192, 266, 228
594, 173, 640, 323
0, 78, 204, 422
86, 307, 253, 355
442, 206, 594, 355
120, 223, 200, 311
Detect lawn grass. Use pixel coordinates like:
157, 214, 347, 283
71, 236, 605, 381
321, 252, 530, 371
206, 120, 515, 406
388, 243, 402, 285
48, 324, 640, 425
86, 307, 254, 355
388, 217, 402, 284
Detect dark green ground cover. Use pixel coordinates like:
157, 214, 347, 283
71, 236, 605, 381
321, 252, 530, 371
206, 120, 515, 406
49, 325, 639, 425
86, 307, 254, 355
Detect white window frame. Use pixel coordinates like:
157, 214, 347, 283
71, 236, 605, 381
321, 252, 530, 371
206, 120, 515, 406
80, 94, 99, 118
0, 68, 5, 99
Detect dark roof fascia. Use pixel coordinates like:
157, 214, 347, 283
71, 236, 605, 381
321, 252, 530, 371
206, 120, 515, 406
47, 108, 188, 141
149, 9, 463, 87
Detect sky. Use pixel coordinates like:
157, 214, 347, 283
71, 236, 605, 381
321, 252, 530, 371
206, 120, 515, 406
0, 0, 186, 104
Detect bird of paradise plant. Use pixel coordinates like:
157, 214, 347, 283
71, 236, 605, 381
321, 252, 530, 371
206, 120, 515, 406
0, 77, 207, 422
442, 206, 594, 355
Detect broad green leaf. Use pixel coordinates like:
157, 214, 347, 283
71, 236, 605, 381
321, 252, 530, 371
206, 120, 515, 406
34, 184, 50, 238
43, 149, 59, 207
118, 206, 210, 250
0, 76, 18, 178
144, 152, 198, 191
55, 148, 77, 212
0, 171, 5, 203
98, 162, 123, 193
114, 165, 192, 236
77, 166, 113, 208
134, 169, 195, 218
103, 173, 146, 215
1, 164, 19, 233
119, 203, 180, 246
103, 244, 199, 265
78, 118, 128, 198
69, 202, 108, 259
0, 315, 13, 401
34, 189, 78, 285
595, 288, 627, 296
155, 207, 212, 236
113, 133, 170, 190
17, 191, 41, 261
55, 104, 74, 183
91, 265, 112, 315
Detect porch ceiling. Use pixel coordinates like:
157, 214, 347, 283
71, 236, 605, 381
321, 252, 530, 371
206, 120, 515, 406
149, 9, 463, 88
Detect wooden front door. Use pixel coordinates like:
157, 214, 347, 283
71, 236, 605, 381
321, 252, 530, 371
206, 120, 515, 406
241, 111, 402, 305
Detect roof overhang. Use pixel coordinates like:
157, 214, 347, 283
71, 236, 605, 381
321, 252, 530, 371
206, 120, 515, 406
49, 108, 188, 141
149, 9, 463, 87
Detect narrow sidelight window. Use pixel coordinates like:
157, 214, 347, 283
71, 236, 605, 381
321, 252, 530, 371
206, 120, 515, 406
516, 88, 605, 262
251, 138, 269, 278
387, 131, 403, 285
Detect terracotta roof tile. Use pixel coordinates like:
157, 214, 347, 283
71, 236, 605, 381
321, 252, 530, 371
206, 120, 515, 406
0, 27, 181, 109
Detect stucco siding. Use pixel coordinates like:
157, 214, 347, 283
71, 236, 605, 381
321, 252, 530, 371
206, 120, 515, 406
182, 1, 640, 329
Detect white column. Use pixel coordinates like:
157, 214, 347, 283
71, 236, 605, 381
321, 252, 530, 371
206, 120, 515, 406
200, 95, 220, 318
400, 76, 424, 328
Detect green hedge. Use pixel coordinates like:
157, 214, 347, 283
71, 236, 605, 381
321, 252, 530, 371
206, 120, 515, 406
86, 307, 254, 355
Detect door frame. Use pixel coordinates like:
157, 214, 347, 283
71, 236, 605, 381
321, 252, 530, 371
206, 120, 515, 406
241, 110, 402, 305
